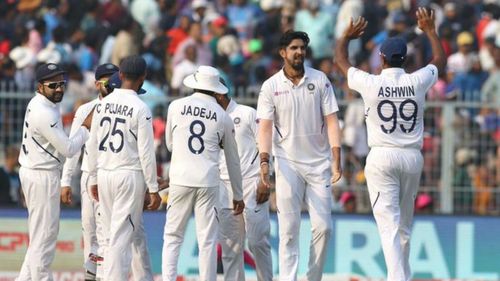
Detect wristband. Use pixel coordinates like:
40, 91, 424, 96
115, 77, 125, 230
260, 152, 270, 164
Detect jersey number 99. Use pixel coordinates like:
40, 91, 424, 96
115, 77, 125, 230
377, 99, 418, 134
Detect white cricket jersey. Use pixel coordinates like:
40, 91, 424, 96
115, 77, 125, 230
19, 93, 89, 170
61, 98, 99, 187
166, 93, 243, 200
347, 65, 438, 149
219, 99, 259, 181
256, 67, 339, 164
219, 100, 259, 208
87, 89, 158, 192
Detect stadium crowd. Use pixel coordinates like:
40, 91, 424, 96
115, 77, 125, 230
0, 0, 499, 214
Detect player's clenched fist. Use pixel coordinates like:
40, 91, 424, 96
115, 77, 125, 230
259, 152, 271, 188
331, 147, 342, 184
146, 192, 161, 210
256, 180, 270, 204
90, 184, 99, 201
61, 186, 72, 205
233, 199, 245, 215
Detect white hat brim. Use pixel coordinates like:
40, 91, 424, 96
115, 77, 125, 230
183, 73, 229, 94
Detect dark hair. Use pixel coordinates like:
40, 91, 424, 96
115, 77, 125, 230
279, 30, 310, 49
384, 56, 405, 67
194, 88, 215, 95
122, 72, 144, 81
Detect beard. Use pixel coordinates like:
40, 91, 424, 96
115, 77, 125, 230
287, 56, 304, 71
51, 91, 64, 103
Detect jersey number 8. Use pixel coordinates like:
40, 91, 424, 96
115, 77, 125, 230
188, 120, 205, 154
377, 99, 418, 134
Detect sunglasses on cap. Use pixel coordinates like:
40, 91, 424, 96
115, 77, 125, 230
43, 80, 67, 89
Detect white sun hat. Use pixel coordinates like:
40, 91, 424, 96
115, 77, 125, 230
183, 65, 228, 94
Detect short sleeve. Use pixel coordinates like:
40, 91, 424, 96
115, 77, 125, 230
347, 67, 371, 95
320, 74, 339, 116
256, 81, 274, 120
412, 64, 439, 93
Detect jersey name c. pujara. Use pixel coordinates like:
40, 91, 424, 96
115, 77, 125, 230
96, 102, 134, 118
181, 105, 217, 121
378, 85, 415, 98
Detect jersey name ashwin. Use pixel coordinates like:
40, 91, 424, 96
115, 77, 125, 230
378, 86, 415, 98
181, 105, 217, 121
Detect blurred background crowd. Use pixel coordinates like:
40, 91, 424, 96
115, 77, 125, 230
0, 0, 499, 215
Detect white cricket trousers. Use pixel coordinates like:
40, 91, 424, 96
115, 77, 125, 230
17, 167, 61, 281
97, 169, 147, 281
364, 147, 423, 281
80, 172, 100, 275
162, 185, 219, 281
219, 178, 273, 281
274, 158, 332, 281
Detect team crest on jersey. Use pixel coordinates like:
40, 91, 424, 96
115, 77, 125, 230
234, 117, 241, 124
307, 83, 315, 91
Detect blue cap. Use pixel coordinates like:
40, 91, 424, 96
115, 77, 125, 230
380, 37, 407, 61
107, 72, 147, 95
36, 63, 66, 82
95, 63, 118, 80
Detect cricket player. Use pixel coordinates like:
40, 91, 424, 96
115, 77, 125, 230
257, 31, 342, 281
214, 86, 273, 281
17, 63, 92, 281
335, 8, 446, 281
61, 64, 156, 281
162, 65, 244, 281
87, 55, 161, 281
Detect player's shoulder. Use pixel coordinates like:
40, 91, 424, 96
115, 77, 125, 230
261, 70, 283, 88
75, 99, 98, 115
305, 66, 326, 79
235, 103, 256, 115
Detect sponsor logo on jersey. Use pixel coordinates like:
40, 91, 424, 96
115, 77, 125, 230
274, 90, 289, 96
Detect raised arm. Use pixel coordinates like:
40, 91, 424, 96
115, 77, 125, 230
335, 17, 368, 77
416, 7, 446, 73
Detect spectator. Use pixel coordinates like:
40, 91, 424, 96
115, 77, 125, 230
0, 145, 21, 206
166, 14, 191, 56
415, 193, 434, 214
172, 22, 212, 66
294, 0, 335, 59
170, 44, 198, 95
340, 191, 356, 213
447, 31, 479, 75
226, 0, 261, 41
111, 15, 139, 65
481, 37, 500, 104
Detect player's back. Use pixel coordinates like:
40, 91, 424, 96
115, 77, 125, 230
93, 88, 152, 171
348, 65, 437, 149
219, 102, 259, 181
167, 93, 229, 188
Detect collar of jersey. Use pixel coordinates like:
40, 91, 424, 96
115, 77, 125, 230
192, 92, 217, 102
112, 88, 138, 95
380, 67, 405, 75
36, 92, 57, 108
226, 98, 237, 113
279, 67, 310, 86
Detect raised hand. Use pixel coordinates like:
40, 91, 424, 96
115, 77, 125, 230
342, 16, 368, 40
416, 7, 436, 33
